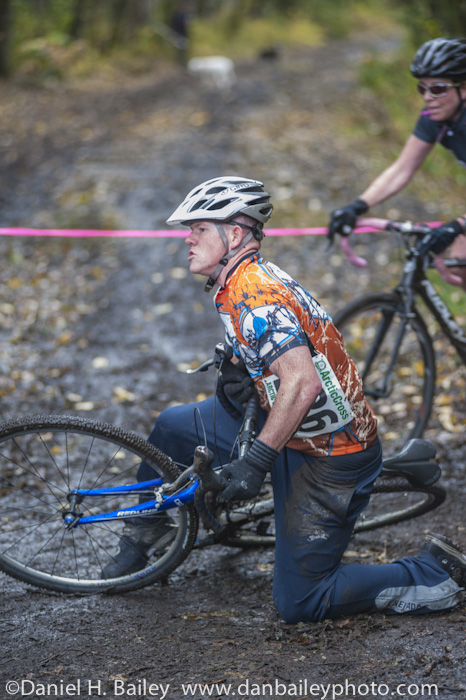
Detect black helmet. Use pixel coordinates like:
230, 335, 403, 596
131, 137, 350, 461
410, 37, 466, 81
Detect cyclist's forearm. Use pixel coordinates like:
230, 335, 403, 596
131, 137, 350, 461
257, 347, 322, 451
359, 164, 414, 209
257, 379, 320, 452
358, 135, 432, 210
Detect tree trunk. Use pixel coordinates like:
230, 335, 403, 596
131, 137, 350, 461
69, 0, 88, 39
110, 0, 130, 45
0, 0, 11, 78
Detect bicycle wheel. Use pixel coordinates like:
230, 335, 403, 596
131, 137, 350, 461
333, 293, 436, 454
354, 474, 446, 532
0, 414, 198, 594
218, 473, 445, 544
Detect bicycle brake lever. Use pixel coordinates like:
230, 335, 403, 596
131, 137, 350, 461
193, 445, 226, 492
193, 446, 226, 534
186, 358, 215, 374
433, 255, 464, 287
340, 236, 368, 268
340, 218, 418, 267
186, 343, 233, 374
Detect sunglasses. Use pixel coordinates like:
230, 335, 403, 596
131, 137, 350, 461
417, 81, 462, 97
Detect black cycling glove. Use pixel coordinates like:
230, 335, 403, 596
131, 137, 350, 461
328, 198, 369, 244
218, 439, 279, 503
421, 220, 464, 256
216, 357, 254, 418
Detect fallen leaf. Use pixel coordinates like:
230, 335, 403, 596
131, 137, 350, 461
113, 386, 136, 403
92, 356, 109, 369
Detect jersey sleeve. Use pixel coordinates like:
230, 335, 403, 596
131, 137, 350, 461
412, 110, 442, 144
240, 302, 310, 368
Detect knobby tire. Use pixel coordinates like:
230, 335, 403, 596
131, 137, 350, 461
0, 414, 445, 593
212, 474, 445, 546
0, 415, 198, 594
353, 476, 446, 532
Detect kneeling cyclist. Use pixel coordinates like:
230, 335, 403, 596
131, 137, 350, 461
107, 176, 466, 622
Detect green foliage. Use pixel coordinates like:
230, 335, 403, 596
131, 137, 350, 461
359, 46, 419, 136
426, 270, 466, 319
299, 0, 353, 40
4, 0, 362, 78
190, 12, 324, 58
390, 0, 466, 42
7, 0, 466, 81
11, 0, 72, 39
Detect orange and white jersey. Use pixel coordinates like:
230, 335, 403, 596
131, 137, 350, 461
215, 254, 378, 456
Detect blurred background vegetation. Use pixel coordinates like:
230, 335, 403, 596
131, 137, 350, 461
1, 1, 465, 197
2, 1, 463, 174
1, 0, 466, 80
1, 1, 465, 213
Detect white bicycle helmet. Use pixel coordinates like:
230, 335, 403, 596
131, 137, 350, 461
167, 177, 273, 292
166, 176, 273, 225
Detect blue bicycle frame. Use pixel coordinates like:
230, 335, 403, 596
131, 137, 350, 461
63, 476, 199, 526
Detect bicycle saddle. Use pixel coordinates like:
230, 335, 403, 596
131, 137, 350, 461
382, 438, 440, 486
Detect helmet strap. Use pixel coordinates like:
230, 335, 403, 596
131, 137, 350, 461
203, 222, 257, 292
455, 86, 466, 113
228, 219, 265, 241
442, 88, 466, 125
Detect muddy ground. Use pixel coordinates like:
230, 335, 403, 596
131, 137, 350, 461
1, 31, 466, 700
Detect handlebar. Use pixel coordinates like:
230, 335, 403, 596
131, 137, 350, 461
187, 347, 260, 533
186, 342, 232, 374
340, 217, 464, 287
193, 445, 226, 493
192, 445, 226, 534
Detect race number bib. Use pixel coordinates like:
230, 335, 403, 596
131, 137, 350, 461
262, 352, 354, 438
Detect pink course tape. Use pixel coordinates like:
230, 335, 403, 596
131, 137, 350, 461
0, 228, 189, 238
0, 226, 382, 239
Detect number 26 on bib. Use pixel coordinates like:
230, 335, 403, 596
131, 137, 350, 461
262, 352, 354, 438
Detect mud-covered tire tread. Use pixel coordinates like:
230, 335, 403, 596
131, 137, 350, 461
0, 414, 177, 477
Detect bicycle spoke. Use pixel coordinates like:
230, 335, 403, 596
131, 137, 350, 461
0, 415, 198, 593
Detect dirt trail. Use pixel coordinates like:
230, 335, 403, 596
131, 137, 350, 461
1, 33, 465, 700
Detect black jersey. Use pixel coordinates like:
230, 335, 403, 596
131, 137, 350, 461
413, 106, 466, 167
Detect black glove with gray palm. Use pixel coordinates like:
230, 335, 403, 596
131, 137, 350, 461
420, 220, 464, 256
328, 198, 369, 244
218, 439, 279, 503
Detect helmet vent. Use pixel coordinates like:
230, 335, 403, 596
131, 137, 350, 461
166, 176, 273, 225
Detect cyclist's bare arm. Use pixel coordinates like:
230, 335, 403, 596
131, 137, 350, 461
359, 135, 433, 208
256, 345, 321, 452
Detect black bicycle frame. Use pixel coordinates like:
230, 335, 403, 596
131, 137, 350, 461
358, 249, 466, 400
402, 255, 466, 364
416, 276, 466, 363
